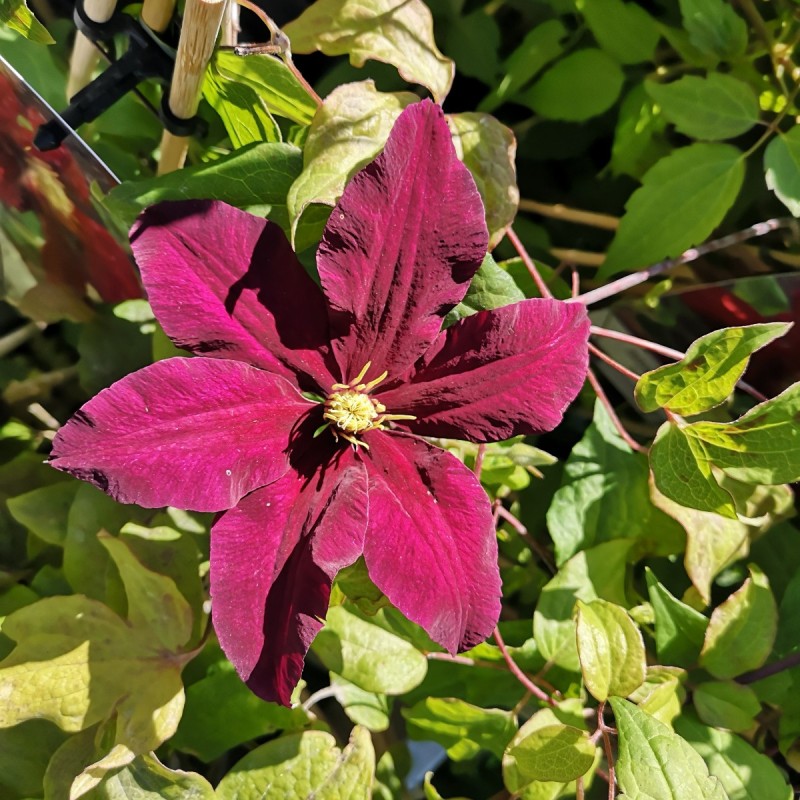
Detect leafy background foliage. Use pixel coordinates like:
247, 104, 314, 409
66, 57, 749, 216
1, 0, 800, 797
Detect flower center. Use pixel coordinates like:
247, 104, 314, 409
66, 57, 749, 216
318, 361, 415, 449
324, 389, 382, 434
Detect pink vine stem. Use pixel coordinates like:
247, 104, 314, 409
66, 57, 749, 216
506, 226, 553, 299
492, 625, 556, 707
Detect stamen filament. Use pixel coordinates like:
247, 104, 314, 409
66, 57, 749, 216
361, 370, 389, 392
351, 361, 372, 385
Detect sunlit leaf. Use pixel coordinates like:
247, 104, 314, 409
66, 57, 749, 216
286, 81, 416, 243
700, 565, 777, 679
403, 698, 517, 761
284, 0, 454, 102
0, 0, 53, 44
675, 713, 793, 800
216, 726, 374, 800
212, 50, 318, 126
94, 753, 215, 799
448, 112, 518, 248
313, 605, 427, 694
611, 698, 729, 799
576, 599, 646, 702
635, 324, 790, 415
533, 540, 632, 672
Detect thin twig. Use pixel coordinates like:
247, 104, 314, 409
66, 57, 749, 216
597, 703, 616, 800
519, 198, 619, 230
550, 247, 605, 268
573, 218, 798, 307
0, 322, 45, 358
3, 365, 79, 405
576, 775, 585, 800
587, 368, 646, 453
737, 651, 800, 684
493, 626, 556, 707
589, 342, 641, 383
505, 226, 553, 298
300, 684, 340, 712
494, 503, 555, 574
474, 442, 486, 479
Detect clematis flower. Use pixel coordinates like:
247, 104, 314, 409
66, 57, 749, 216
50, 100, 590, 705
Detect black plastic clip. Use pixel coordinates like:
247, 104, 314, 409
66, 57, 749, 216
34, 0, 203, 151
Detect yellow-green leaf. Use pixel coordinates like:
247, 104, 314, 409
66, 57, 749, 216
0, 0, 53, 43
635, 324, 791, 415
700, 565, 777, 679
576, 599, 646, 702
693, 681, 761, 732
283, 0, 454, 102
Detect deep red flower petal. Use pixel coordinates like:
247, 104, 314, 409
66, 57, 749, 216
317, 100, 488, 384
377, 299, 590, 441
50, 357, 307, 511
211, 454, 368, 705
361, 432, 501, 653
130, 200, 335, 390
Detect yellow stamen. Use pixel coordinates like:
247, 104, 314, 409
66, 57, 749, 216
351, 361, 372, 385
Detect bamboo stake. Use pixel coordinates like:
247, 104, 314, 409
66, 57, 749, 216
141, 0, 176, 33
157, 0, 225, 174
66, 0, 117, 99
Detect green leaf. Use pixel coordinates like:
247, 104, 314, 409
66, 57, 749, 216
0, 719, 67, 798
610, 84, 670, 180
628, 665, 687, 726
0, 534, 192, 794
0, 0, 53, 43
105, 142, 303, 234
7, 481, 78, 546
479, 19, 567, 112
202, 60, 281, 147
216, 726, 375, 800
503, 711, 595, 788
446, 253, 525, 325
634, 324, 791, 415
448, 112, 519, 249
521, 48, 624, 121
576, 599, 646, 702
442, 9, 500, 85
646, 568, 708, 667
212, 50, 318, 126
334, 674, 392, 732
645, 74, 760, 140
651, 486, 750, 605
533, 540, 632, 672
581, 0, 660, 64
287, 81, 417, 243
675, 713, 793, 800
171, 655, 308, 762
764, 127, 800, 217
601, 143, 745, 277
650, 422, 738, 518
313, 605, 427, 694
678, 0, 747, 59
283, 0, 454, 102
693, 681, 761, 732
610, 698, 729, 799
547, 401, 684, 565
94, 753, 215, 799
700, 565, 777, 679
684, 383, 800, 486
403, 698, 517, 761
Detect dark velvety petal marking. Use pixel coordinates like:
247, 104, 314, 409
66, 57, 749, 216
361, 432, 501, 653
317, 100, 488, 383
50, 357, 308, 512
211, 454, 368, 705
377, 299, 590, 442
130, 200, 335, 390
